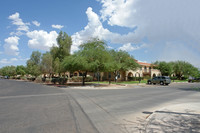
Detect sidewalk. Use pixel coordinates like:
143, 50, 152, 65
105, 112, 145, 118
145, 103, 200, 133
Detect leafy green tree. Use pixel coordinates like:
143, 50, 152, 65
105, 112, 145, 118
171, 61, 192, 79
0, 66, 16, 77
53, 57, 62, 75
16, 65, 26, 76
154, 61, 173, 76
62, 38, 110, 85
26, 51, 42, 78
41, 52, 53, 78
108, 50, 139, 82
50, 31, 72, 76
56, 31, 72, 60
154, 60, 200, 79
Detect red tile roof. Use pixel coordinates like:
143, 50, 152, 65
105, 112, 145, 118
135, 60, 154, 66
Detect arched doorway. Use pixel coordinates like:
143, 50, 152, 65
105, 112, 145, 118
128, 72, 133, 77
153, 73, 156, 77
128, 72, 133, 81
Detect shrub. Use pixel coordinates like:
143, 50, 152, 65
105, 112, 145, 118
143, 76, 151, 80
27, 77, 36, 81
71, 76, 82, 82
21, 76, 27, 80
85, 76, 93, 82
51, 77, 67, 84
128, 77, 144, 81
35, 77, 43, 83
45, 78, 52, 84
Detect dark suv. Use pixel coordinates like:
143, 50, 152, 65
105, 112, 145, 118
147, 76, 171, 85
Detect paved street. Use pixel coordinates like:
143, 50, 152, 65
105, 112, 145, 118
65, 83, 200, 132
0, 79, 98, 133
0, 79, 200, 133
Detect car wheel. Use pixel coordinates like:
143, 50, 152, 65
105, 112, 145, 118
148, 81, 151, 84
160, 81, 164, 85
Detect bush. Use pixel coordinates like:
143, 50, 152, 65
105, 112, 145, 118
21, 76, 27, 80
85, 76, 93, 82
128, 77, 144, 81
27, 77, 36, 81
45, 78, 52, 84
51, 77, 67, 84
35, 77, 43, 83
70, 76, 93, 82
143, 76, 151, 80
71, 76, 82, 82
170, 76, 178, 80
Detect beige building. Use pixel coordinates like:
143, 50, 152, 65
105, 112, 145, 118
125, 60, 161, 80
72, 60, 161, 81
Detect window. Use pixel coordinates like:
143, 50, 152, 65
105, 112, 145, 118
144, 66, 147, 72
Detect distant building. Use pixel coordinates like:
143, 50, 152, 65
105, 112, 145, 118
125, 60, 161, 80
71, 60, 161, 81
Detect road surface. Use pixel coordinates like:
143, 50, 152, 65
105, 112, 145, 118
0, 79, 200, 132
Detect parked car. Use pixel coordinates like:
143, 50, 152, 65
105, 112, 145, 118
188, 77, 200, 83
147, 76, 171, 85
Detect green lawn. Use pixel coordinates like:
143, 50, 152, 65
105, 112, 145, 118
172, 80, 188, 83
89, 79, 188, 84
88, 80, 147, 84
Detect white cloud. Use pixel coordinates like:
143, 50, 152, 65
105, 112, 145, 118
32, 21, 40, 27
71, 7, 120, 53
71, 7, 144, 53
52, 24, 64, 29
10, 58, 18, 61
3, 36, 20, 56
0, 58, 18, 64
8, 12, 29, 32
72, 1, 200, 67
98, 0, 200, 50
26, 30, 58, 51
119, 43, 146, 51
10, 31, 24, 36
0, 59, 11, 64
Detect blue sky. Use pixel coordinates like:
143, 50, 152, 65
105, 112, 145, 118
1, 0, 200, 68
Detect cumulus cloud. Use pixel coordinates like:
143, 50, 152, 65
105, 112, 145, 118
52, 24, 64, 29
8, 12, 29, 32
26, 30, 58, 51
119, 43, 147, 51
71, 7, 122, 53
99, 0, 200, 50
32, 21, 40, 27
0, 59, 11, 64
72, 0, 200, 67
3, 36, 20, 56
0, 58, 18, 64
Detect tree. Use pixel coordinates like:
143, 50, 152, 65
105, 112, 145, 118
26, 51, 42, 78
154, 61, 173, 76
41, 52, 53, 78
50, 31, 72, 76
0, 66, 16, 77
108, 50, 139, 82
16, 65, 26, 76
62, 38, 111, 85
56, 31, 72, 61
155, 60, 199, 79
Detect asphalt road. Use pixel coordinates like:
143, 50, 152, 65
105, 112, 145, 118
0, 79, 200, 133
65, 82, 200, 132
0, 79, 98, 133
